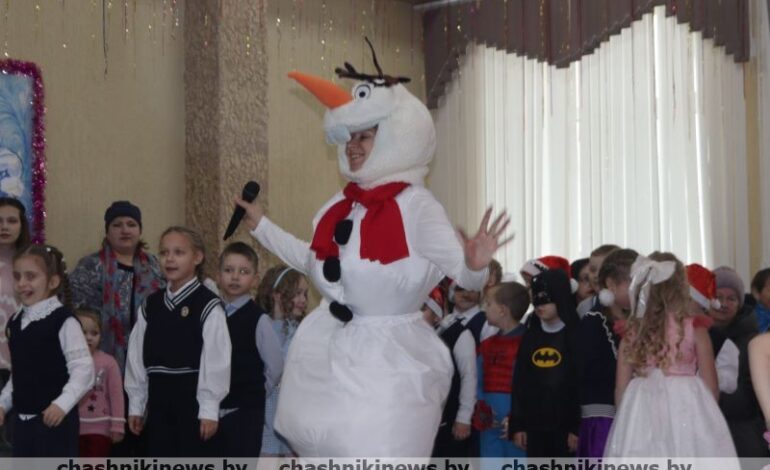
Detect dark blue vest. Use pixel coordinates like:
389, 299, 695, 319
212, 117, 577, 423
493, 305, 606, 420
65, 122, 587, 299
8, 306, 72, 414
221, 300, 266, 410
143, 281, 222, 376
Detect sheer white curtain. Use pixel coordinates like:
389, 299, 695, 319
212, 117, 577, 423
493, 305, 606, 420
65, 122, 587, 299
754, 0, 770, 270
431, 6, 750, 280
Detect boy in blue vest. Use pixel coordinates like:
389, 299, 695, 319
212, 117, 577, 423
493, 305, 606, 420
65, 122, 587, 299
214, 242, 283, 456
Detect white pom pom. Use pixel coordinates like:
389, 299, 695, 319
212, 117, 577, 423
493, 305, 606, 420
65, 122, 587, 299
598, 288, 615, 307
570, 278, 579, 294
711, 299, 721, 310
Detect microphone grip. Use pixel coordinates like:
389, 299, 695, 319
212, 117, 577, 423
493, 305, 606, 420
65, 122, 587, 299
223, 181, 260, 240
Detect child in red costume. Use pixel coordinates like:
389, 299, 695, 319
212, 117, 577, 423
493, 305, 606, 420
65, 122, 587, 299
475, 281, 529, 457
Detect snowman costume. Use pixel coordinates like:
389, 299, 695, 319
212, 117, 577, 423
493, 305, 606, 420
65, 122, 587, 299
250, 55, 488, 457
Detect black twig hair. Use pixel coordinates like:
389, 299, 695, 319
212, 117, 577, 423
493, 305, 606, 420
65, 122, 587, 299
334, 37, 411, 87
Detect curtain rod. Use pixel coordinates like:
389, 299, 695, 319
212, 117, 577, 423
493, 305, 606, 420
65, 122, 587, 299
413, 0, 476, 12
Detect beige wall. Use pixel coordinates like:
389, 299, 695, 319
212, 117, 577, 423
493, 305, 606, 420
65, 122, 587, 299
265, 0, 424, 242
2, 1, 186, 263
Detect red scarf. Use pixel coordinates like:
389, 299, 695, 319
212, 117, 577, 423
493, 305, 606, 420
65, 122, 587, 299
311, 182, 410, 264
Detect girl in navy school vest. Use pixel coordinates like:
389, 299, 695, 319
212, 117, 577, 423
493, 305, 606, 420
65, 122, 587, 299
124, 226, 231, 457
0, 244, 95, 456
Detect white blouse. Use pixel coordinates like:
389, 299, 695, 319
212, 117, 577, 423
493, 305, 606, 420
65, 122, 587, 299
0, 296, 94, 417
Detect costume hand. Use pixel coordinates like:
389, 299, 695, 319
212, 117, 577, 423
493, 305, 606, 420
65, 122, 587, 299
0, 407, 5, 427
452, 422, 471, 440
128, 415, 144, 435
111, 432, 125, 443
234, 196, 265, 232
513, 432, 527, 450
200, 419, 218, 441
567, 433, 579, 453
42, 403, 66, 427
459, 207, 513, 271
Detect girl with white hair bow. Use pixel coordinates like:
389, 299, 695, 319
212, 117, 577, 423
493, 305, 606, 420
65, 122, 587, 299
604, 252, 737, 458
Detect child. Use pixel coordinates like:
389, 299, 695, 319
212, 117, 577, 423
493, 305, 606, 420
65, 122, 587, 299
77, 308, 125, 457
686, 264, 740, 395
0, 244, 94, 456
570, 258, 593, 306
258, 265, 308, 457
442, 281, 496, 346
519, 255, 573, 290
213, 242, 283, 457
432, 292, 477, 458
712, 266, 766, 456
0, 197, 30, 372
752, 268, 770, 333
508, 269, 580, 457
0, 197, 30, 450
604, 253, 737, 457
577, 244, 620, 317
474, 281, 529, 458
421, 286, 446, 328
577, 248, 637, 457
485, 259, 503, 297
125, 226, 232, 457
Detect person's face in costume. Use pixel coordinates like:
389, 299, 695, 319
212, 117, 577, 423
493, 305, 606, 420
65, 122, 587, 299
711, 287, 740, 328
575, 263, 594, 304
535, 303, 559, 323
588, 254, 608, 293
453, 287, 480, 312
345, 127, 377, 172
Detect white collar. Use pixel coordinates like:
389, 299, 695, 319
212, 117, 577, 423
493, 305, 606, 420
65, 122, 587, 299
18, 296, 63, 324
164, 277, 201, 310
541, 318, 566, 333
224, 294, 252, 314
452, 305, 481, 322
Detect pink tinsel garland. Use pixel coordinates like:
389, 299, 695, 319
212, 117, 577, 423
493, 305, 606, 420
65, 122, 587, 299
0, 59, 46, 243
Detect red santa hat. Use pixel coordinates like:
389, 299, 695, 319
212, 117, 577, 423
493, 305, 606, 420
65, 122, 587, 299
520, 256, 578, 293
686, 263, 721, 310
424, 286, 445, 319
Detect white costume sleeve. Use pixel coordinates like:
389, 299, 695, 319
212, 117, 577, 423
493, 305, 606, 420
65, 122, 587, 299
125, 307, 148, 417
452, 329, 477, 425
197, 304, 232, 421
715, 338, 740, 394
52, 317, 95, 413
411, 190, 488, 291
251, 217, 312, 274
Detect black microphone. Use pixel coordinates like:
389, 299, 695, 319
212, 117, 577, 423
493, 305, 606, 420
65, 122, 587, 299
223, 181, 260, 240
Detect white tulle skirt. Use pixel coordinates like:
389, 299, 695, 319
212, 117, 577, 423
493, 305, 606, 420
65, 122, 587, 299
274, 301, 454, 457
604, 369, 738, 458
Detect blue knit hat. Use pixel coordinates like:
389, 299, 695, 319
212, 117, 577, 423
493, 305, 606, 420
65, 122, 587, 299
104, 200, 142, 230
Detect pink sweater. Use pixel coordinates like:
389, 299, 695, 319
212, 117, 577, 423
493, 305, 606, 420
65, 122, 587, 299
78, 350, 125, 436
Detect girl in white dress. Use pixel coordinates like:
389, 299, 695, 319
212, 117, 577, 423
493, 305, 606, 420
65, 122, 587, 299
604, 253, 737, 457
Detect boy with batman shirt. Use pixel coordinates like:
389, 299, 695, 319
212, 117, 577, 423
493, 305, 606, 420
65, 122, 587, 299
507, 269, 581, 457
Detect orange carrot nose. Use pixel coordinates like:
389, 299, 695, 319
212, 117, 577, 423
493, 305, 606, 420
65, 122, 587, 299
288, 71, 353, 109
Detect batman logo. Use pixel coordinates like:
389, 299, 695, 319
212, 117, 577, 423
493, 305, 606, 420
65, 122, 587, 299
532, 347, 562, 368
